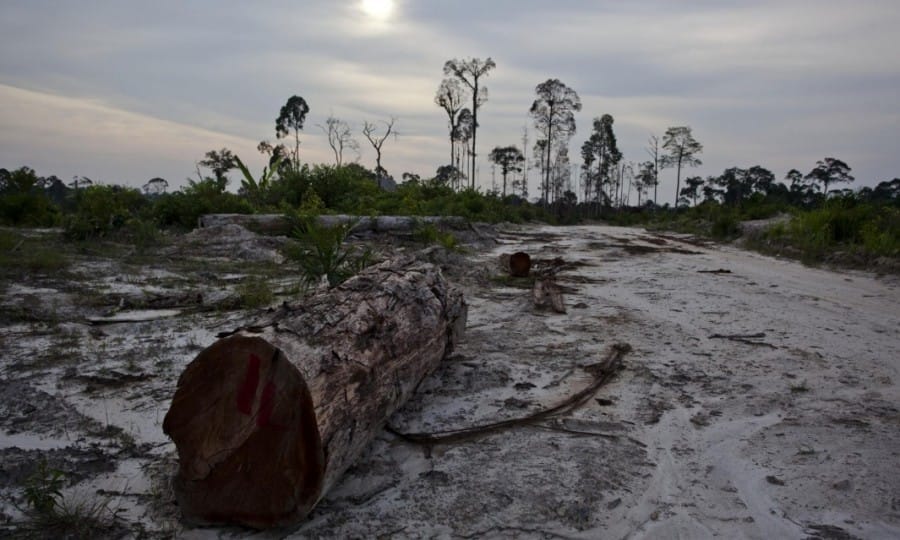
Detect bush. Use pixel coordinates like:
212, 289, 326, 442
758, 200, 900, 264
709, 207, 741, 240
0, 231, 69, 275
150, 179, 254, 229
284, 217, 374, 287
413, 221, 459, 250
21, 461, 118, 539
0, 167, 60, 226
64, 185, 146, 240
237, 276, 274, 308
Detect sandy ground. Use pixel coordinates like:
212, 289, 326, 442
1, 224, 899, 539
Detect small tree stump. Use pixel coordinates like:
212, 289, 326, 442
509, 252, 532, 277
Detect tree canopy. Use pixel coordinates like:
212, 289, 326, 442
530, 79, 581, 204
660, 126, 703, 207
443, 57, 496, 188
276, 95, 310, 172
806, 157, 854, 195
488, 145, 525, 197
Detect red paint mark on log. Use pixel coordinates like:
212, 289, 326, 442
257, 381, 277, 427
236, 354, 261, 415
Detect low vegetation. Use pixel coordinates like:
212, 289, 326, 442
20, 461, 119, 539
284, 216, 375, 287
1, 111, 898, 276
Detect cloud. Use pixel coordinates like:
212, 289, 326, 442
0, 83, 286, 188
1, 0, 898, 201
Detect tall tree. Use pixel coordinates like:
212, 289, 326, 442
318, 116, 358, 166
453, 109, 474, 190
529, 79, 581, 204
550, 146, 572, 203
443, 57, 496, 188
275, 95, 310, 172
199, 148, 237, 189
746, 166, 776, 196
635, 161, 656, 207
645, 135, 661, 205
434, 78, 466, 171
533, 139, 548, 200
580, 114, 621, 203
257, 140, 289, 171
362, 118, 396, 188
143, 177, 168, 195
519, 126, 530, 199
805, 157, 854, 195
488, 146, 525, 197
680, 176, 704, 206
787, 168, 820, 206
660, 126, 702, 207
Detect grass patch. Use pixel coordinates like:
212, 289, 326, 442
754, 202, 900, 267
19, 461, 120, 539
0, 230, 70, 275
413, 221, 460, 251
236, 275, 275, 308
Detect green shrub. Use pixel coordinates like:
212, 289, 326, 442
125, 217, 163, 252
413, 221, 459, 250
150, 179, 255, 229
757, 201, 900, 264
24, 461, 65, 516
710, 208, 741, 240
237, 276, 274, 308
64, 185, 146, 240
0, 232, 69, 275
21, 461, 117, 539
285, 217, 374, 287
0, 167, 61, 226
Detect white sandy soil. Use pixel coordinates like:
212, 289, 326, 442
1, 224, 898, 539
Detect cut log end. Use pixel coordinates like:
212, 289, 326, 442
162, 335, 325, 529
162, 258, 466, 529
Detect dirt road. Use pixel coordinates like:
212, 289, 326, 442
300, 225, 900, 539
2, 224, 898, 539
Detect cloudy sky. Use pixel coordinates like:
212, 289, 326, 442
1, 0, 898, 202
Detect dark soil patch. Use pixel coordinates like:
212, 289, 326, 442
0, 446, 116, 490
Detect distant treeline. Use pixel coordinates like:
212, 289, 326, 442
1, 155, 898, 269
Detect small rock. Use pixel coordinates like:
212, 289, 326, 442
596, 398, 614, 406
607, 498, 622, 510
832, 479, 852, 491
503, 397, 530, 409
419, 470, 450, 484
766, 475, 785, 486
514, 382, 536, 391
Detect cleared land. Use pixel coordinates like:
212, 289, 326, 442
1, 224, 898, 539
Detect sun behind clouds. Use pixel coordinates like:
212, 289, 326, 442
361, 0, 394, 21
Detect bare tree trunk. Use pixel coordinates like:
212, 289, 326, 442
163, 258, 466, 529
675, 150, 683, 208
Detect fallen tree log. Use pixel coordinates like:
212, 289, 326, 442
197, 213, 470, 236
533, 278, 566, 313
162, 257, 467, 529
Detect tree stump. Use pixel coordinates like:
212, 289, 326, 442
508, 252, 532, 277
162, 257, 466, 528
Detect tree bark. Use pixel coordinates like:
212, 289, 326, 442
162, 257, 467, 528
533, 278, 565, 313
